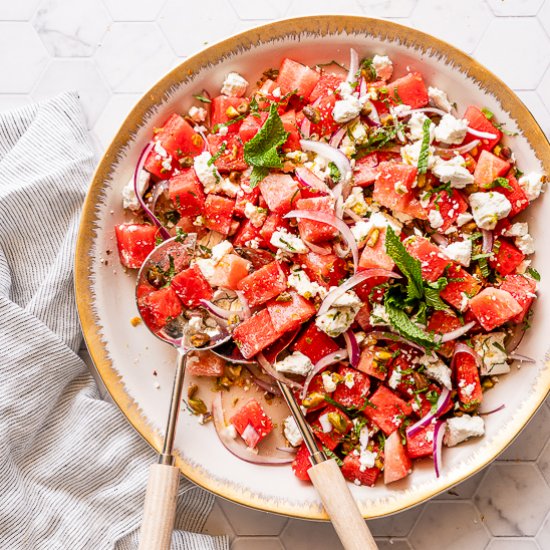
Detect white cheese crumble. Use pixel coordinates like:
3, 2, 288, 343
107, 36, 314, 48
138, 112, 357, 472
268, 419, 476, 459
189, 105, 207, 122
456, 212, 474, 227
283, 416, 303, 447
319, 413, 333, 434
288, 269, 327, 300
407, 112, 435, 142
322, 372, 338, 393
442, 239, 472, 267
219, 177, 239, 198
431, 155, 474, 188
369, 302, 390, 327
469, 192, 512, 230
515, 234, 535, 255
211, 240, 233, 265
504, 222, 528, 237
316, 291, 362, 337
388, 367, 402, 390
270, 227, 309, 254
122, 169, 150, 211
333, 96, 363, 123
244, 202, 267, 228
343, 187, 369, 216
434, 114, 468, 145
193, 152, 222, 193
518, 172, 545, 202
359, 449, 377, 470
274, 351, 313, 377
343, 371, 355, 389
472, 332, 510, 376
351, 211, 402, 244
428, 209, 444, 230
428, 86, 453, 113
444, 415, 485, 447
422, 354, 453, 390
221, 72, 248, 97
372, 54, 393, 81
401, 140, 436, 168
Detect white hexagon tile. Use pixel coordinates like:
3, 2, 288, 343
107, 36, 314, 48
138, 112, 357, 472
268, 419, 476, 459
6, 1, 550, 548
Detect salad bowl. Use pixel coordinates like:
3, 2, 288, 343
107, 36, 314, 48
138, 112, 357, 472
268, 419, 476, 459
75, 15, 550, 519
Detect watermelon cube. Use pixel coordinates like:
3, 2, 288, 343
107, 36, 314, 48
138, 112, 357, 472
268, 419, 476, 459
115, 223, 158, 269
234, 184, 260, 218
353, 153, 379, 187
309, 72, 344, 103
168, 169, 205, 216
489, 238, 525, 276
186, 350, 225, 377
170, 264, 213, 307
230, 399, 273, 448
363, 386, 413, 435
239, 112, 268, 143
404, 236, 451, 282
406, 422, 435, 459
292, 322, 341, 364
468, 287, 523, 331
211, 95, 248, 127
276, 58, 320, 100
384, 431, 412, 484
232, 220, 264, 248
298, 251, 347, 289
357, 347, 388, 381
206, 133, 247, 173
292, 443, 312, 481
333, 366, 371, 409
312, 405, 352, 451
474, 150, 511, 187
497, 174, 529, 217
259, 173, 301, 215
387, 72, 429, 108
354, 303, 372, 331
358, 226, 395, 271
453, 350, 483, 411
259, 213, 291, 251
236, 261, 288, 308
203, 195, 235, 234
463, 106, 502, 152
341, 451, 381, 487
295, 196, 338, 243
440, 264, 481, 311
426, 310, 464, 357
428, 189, 468, 232
266, 291, 316, 333
197, 253, 251, 290
138, 286, 182, 329
500, 274, 537, 323
232, 308, 285, 359
280, 109, 301, 151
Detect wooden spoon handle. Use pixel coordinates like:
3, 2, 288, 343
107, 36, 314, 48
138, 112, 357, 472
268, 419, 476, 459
138, 463, 180, 550
308, 458, 378, 550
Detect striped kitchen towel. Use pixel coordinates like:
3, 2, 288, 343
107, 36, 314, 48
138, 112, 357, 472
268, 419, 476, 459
0, 92, 228, 550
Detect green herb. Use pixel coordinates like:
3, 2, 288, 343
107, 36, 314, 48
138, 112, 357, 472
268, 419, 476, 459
385, 227, 424, 300
468, 232, 483, 241
207, 142, 227, 165
355, 124, 400, 158
155, 234, 163, 246
478, 256, 490, 278
426, 390, 439, 413
490, 176, 512, 191
393, 86, 403, 105
481, 107, 494, 120
323, 446, 344, 467
527, 267, 541, 281
243, 103, 289, 187
377, 432, 386, 450
417, 118, 432, 175
174, 228, 188, 243
515, 168, 524, 178
424, 277, 450, 312
361, 57, 377, 82
471, 252, 493, 261
249, 96, 259, 115
193, 93, 211, 104
328, 162, 341, 183
384, 296, 436, 349
492, 341, 507, 353
199, 245, 212, 257
212, 114, 246, 133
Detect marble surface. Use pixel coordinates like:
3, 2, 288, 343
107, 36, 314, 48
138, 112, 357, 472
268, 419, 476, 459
13, 1, 550, 548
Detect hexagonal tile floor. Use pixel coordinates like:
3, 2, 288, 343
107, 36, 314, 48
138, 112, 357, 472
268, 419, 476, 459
8, 1, 549, 548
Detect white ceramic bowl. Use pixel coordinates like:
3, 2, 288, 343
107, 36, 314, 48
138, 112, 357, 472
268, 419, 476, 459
75, 16, 550, 519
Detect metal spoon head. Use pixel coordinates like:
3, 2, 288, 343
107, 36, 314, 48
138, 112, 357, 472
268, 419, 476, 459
135, 234, 231, 351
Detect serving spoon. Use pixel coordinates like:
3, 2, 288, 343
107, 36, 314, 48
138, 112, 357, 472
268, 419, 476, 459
135, 235, 377, 550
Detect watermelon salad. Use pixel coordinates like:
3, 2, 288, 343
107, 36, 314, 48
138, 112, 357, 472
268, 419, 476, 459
115, 50, 545, 487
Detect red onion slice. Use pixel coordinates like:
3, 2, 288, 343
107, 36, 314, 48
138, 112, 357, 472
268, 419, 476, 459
481, 229, 493, 254
509, 353, 536, 364
433, 419, 446, 478
295, 166, 331, 195
366, 101, 380, 125
284, 209, 359, 272
304, 239, 332, 255
366, 330, 425, 352
346, 48, 359, 83
436, 321, 476, 344
300, 349, 348, 400
435, 139, 480, 155
212, 394, 293, 464
200, 299, 241, 320
300, 139, 352, 186
300, 116, 311, 138
256, 352, 302, 390
317, 269, 400, 316
431, 233, 449, 247
479, 404, 506, 416
150, 180, 168, 213
395, 107, 447, 118
467, 127, 498, 140
343, 330, 360, 367
245, 364, 281, 395
452, 342, 482, 369
406, 388, 450, 438
506, 326, 526, 353
329, 126, 348, 148
344, 209, 363, 223
359, 77, 367, 98
235, 290, 251, 319
134, 142, 171, 240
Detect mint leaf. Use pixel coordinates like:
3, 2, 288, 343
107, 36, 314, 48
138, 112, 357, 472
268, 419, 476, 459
527, 267, 541, 281
481, 107, 494, 120
424, 283, 449, 312
490, 177, 512, 191
328, 162, 341, 182
384, 298, 435, 349
417, 118, 432, 175
193, 93, 211, 104
385, 227, 424, 300
244, 103, 289, 187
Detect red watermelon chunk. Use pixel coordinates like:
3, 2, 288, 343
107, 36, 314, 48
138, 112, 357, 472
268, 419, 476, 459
474, 150, 511, 187
363, 386, 413, 435
440, 264, 482, 311
312, 405, 352, 451
168, 169, 205, 216
500, 274, 537, 323
354, 153, 379, 187
233, 308, 285, 359
198, 253, 251, 290
186, 350, 225, 377
237, 260, 288, 308
298, 251, 347, 289
259, 173, 301, 215
341, 451, 381, 487
259, 213, 291, 251
280, 109, 301, 151
295, 196, 337, 243
232, 219, 264, 248
357, 347, 388, 381
453, 350, 483, 411
138, 286, 182, 329
309, 72, 344, 103
266, 291, 316, 333
428, 189, 468, 232
211, 96, 248, 127
206, 133, 247, 173
358, 226, 395, 271
203, 195, 235, 234
234, 184, 260, 218
276, 58, 320, 100
387, 72, 429, 108
333, 366, 371, 409
230, 399, 273, 448
489, 238, 525, 276
404, 236, 451, 282
292, 322, 340, 364
406, 422, 435, 459
239, 111, 268, 143
384, 431, 412, 484
292, 443, 312, 481
497, 174, 529, 217
309, 93, 340, 136
468, 287, 523, 331
427, 310, 465, 357
170, 264, 213, 307
463, 106, 502, 152
115, 223, 158, 269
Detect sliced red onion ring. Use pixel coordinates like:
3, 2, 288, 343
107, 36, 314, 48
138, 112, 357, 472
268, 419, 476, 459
346, 48, 359, 83
300, 349, 348, 400
300, 116, 311, 138
366, 330, 425, 352
262, 328, 301, 364
509, 353, 536, 364
150, 180, 168, 213
317, 269, 400, 316
284, 209, 359, 272
359, 77, 367, 98
200, 299, 241, 320
452, 342, 481, 369
235, 290, 251, 319
256, 352, 302, 390
343, 330, 360, 367
329, 126, 348, 148
245, 364, 281, 394
506, 326, 526, 353
276, 446, 298, 454
406, 388, 451, 438
435, 139, 480, 155
212, 394, 293, 464
366, 101, 380, 125
344, 209, 363, 223
467, 127, 498, 140
481, 229, 493, 254
479, 404, 506, 416
295, 166, 331, 195
300, 139, 352, 187
436, 321, 476, 344
433, 419, 446, 478
134, 142, 171, 240
431, 233, 449, 247
304, 239, 332, 255
195, 126, 210, 152
395, 107, 447, 118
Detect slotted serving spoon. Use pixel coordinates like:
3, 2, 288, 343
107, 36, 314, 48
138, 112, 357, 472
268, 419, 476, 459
135, 236, 377, 550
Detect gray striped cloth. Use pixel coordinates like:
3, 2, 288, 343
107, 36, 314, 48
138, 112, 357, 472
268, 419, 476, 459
0, 92, 228, 550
